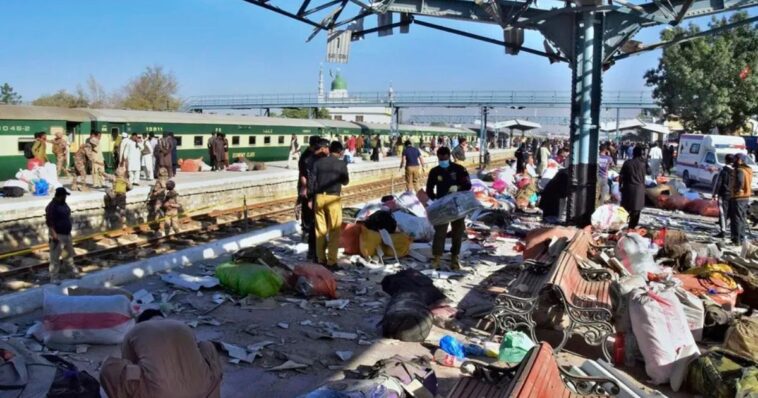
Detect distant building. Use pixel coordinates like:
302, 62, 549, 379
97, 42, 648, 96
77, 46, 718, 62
318, 67, 392, 124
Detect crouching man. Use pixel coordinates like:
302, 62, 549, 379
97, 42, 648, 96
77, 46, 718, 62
100, 309, 223, 398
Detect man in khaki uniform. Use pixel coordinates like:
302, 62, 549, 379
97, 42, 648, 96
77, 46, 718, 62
89, 133, 106, 188
51, 131, 69, 177
162, 180, 181, 236
147, 168, 169, 232
100, 310, 222, 398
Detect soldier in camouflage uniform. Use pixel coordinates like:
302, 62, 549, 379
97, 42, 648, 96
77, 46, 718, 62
72, 137, 98, 191
162, 180, 182, 236
147, 167, 169, 232
52, 131, 70, 177
90, 133, 106, 188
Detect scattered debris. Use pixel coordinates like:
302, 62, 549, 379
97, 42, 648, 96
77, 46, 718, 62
161, 272, 220, 291
277, 322, 289, 329
219, 342, 258, 364
324, 299, 350, 310
335, 351, 353, 361
267, 360, 309, 372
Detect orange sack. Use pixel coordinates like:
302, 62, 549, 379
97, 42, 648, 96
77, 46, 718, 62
289, 262, 337, 299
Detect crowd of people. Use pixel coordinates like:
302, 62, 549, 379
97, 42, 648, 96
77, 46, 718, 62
296, 135, 473, 269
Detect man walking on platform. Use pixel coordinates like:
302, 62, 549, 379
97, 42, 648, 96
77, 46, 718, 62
426, 147, 472, 270
399, 140, 425, 192
648, 143, 663, 177
311, 141, 350, 267
45, 187, 79, 283
730, 154, 752, 245
287, 134, 300, 169
211, 133, 226, 171
452, 138, 467, 163
156, 133, 174, 177
712, 154, 734, 239
620, 146, 647, 229
71, 136, 97, 192
208, 133, 218, 170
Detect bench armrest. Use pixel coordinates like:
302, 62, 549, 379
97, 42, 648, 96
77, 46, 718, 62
579, 268, 614, 281
559, 366, 621, 396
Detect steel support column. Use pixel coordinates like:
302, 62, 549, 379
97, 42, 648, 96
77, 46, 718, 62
479, 106, 488, 168
567, 11, 603, 226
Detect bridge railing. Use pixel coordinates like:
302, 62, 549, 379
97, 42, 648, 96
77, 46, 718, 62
182, 90, 655, 110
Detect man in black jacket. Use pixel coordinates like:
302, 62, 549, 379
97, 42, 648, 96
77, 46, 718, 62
311, 141, 350, 267
298, 136, 325, 261
426, 147, 472, 269
712, 154, 734, 239
45, 187, 79, 283
620, 146, 647, 229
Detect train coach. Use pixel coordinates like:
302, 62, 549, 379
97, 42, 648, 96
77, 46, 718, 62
0, 105, 477, 180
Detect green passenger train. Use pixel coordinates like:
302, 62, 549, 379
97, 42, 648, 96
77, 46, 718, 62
0, 105, 478, 180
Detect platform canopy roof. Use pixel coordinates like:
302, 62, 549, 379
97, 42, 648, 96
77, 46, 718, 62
599, 119, 670, 134
493, 119, 542, 131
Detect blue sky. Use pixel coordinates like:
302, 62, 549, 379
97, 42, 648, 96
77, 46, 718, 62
0, 0, 750, 100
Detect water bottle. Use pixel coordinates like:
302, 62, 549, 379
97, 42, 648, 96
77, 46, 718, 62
434, 349, 464, 368
439, 335, 466, 359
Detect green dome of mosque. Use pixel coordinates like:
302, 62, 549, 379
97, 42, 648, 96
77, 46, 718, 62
331, 73, 347, 91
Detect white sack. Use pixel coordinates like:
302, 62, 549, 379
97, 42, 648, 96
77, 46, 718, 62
396, 192, 427, 218
629, 286, 699, 386
39, 291, 134, 345
392, 211, 434, 242
426, 191, 482, 226
673, 287, 704, 342
616, 233, 661, 275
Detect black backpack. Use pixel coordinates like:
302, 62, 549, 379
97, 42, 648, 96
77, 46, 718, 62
1, 187, 24, 198
41, 355, 100, 398
382, 292, 433, 342
23, 143, 34, 159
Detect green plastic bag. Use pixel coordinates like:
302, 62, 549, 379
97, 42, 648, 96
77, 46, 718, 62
498, 331, 535, 364
216, 261, 284, 298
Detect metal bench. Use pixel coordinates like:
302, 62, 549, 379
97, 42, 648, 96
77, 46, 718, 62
545, 230, 614, 361
487, 230, 614, 361
447, 342, 620, 398
485, 235, 569, 342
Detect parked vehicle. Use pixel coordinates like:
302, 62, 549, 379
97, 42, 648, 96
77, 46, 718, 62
676, 134, 758, 191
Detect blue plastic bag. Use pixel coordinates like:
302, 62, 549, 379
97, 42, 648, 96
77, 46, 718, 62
440, 335, 466, 359
33, 179, 49, 196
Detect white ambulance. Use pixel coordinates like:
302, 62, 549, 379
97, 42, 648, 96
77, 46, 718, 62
677, 134, 758, 191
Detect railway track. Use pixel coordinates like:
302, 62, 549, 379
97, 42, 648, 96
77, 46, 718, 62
0, 159, 505, 290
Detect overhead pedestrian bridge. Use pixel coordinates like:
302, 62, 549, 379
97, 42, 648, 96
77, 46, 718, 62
183, 90, 657, 112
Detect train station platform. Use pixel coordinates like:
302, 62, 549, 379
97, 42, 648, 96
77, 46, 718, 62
0, 149, 514, 254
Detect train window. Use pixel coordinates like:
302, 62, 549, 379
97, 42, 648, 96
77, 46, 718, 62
17, 138, 33, 153
174, 136, 182, 147
194, 136, 203, 146
278, 136, 285, 144
232, 136, 240, 145
356, 115, 364, 122
264, 136, 271, 145
333, 115, 343, 121
248, 136, 256, 145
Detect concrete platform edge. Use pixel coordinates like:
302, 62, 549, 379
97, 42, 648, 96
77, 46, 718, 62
0, 221, 298, 318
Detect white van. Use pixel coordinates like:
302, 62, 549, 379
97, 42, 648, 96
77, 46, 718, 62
677, 134, 758, 191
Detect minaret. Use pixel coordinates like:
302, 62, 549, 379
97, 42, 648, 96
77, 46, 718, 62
317, 64, 325, 102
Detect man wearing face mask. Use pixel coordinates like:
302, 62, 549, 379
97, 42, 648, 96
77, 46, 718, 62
426, 147, 472, 269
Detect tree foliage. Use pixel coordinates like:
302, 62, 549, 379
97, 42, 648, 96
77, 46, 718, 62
85, 75, 111, 108
32, 89, 89, 108
280, 107, 331, 119
117, 66, 181, 111
644, 12, 758, 134
0, 83, 22, 104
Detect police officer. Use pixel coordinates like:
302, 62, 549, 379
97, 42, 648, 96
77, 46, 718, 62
311, 141, 349, 267
426, 147, 472, 269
